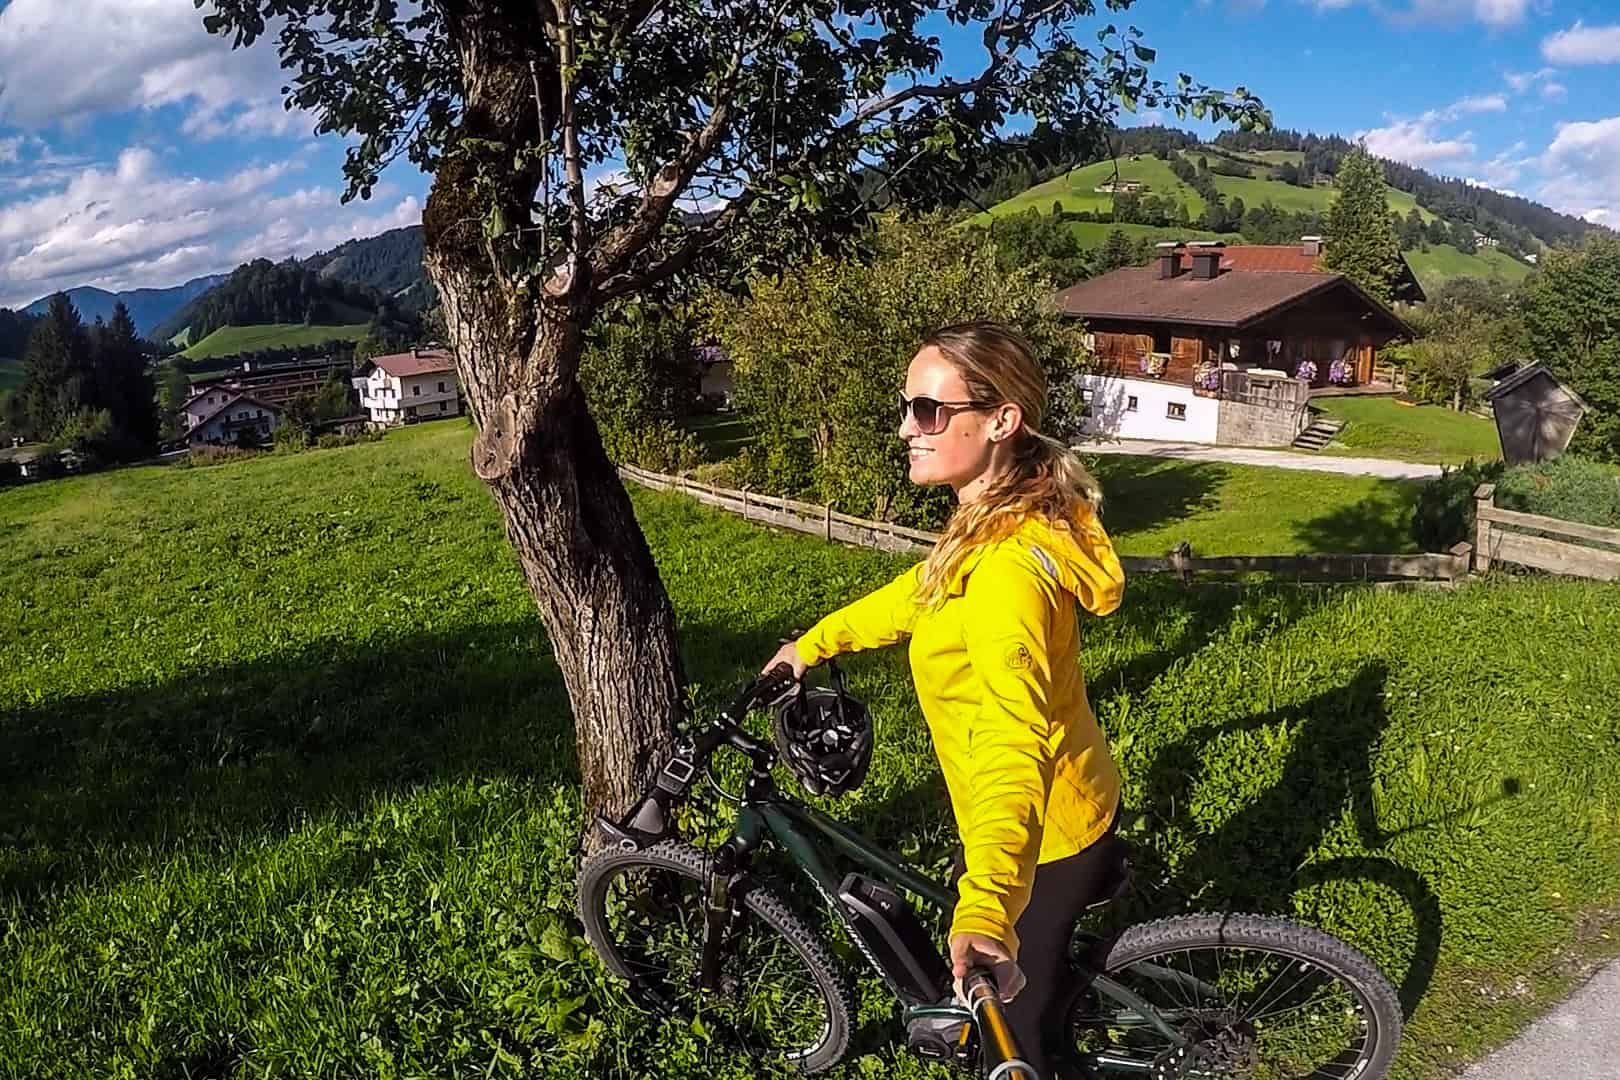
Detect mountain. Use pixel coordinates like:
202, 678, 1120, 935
152, 258, 389, 345
22, 274, 227, 339
302, 225, 436, 311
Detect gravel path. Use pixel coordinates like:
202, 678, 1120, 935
1458, 961, 1620, 1080
1079, 439, 1444, 480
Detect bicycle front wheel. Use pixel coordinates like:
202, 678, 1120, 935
1066, 913, 1403, 1080
578, 840, 853, 1074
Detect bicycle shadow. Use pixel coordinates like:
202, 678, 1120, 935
1118, 661, 1448, 1017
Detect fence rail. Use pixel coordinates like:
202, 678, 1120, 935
1473, 483, 1620, 581
620, 465, 1474, 584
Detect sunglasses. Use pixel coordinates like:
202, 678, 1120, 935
897, 392, 994, 435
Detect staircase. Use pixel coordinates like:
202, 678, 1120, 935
1292, 416, 1345, 451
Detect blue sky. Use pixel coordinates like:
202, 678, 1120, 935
1, 0, 1617, 309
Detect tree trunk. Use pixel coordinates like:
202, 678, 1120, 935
425, 261, 687, 830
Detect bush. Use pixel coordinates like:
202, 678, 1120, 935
178, 445, 262, 469
1412, 454, 1620, 551
578, 308, 702, 473
1411, 458, 1505, 549
1495, 455, 1620, 529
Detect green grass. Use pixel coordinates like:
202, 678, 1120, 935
1065, 221, 1231, 247
1089, 454, 1422, 555
181, 322, 372, 361
1313, 398, 1503, 465
1404, 245, 1533, 289
3, 423, 1620, 1079
0, 356, 23, 391
682, 412, 756, 460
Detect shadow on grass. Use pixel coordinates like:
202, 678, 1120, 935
1087, 455, 1225, 543
1292, 482, 1420, 553
1127, 661, 1447, 1018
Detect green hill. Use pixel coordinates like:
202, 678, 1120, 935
181, 323, 371, 363
1404, 243, 1531, 289
0, 357, 23, 391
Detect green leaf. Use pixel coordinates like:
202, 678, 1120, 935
539, 919, 575, 962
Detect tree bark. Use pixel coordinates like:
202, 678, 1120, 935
424, 218, 686, 832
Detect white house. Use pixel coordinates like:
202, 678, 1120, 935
356, 349, 463, 427
182, 385, 240, 432
186, 393, 283, 447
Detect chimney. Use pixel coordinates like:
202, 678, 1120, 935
1189, 251, 1223, 279
1301, 235, 1324, 258
1156, 242, 1183, 280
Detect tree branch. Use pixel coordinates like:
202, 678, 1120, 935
548, 0, 591, 297
593, 191, 757, 302
588, 33, 749, 280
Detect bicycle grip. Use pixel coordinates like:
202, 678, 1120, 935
962, 968, 1037, 1080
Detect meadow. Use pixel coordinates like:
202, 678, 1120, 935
181, 322, 373, 362
3, 422, 1618, 1079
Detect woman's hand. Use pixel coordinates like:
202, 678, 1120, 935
950, 932, 1026, 1003
761, 639, 809, 681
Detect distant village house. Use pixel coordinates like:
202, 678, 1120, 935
1093, 179, 1146, 194
185, 393, 284, 448
355, 349, 464, 427
1054, 240, 1411, 447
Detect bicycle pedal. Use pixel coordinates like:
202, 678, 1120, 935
905, 1013, 977, 1071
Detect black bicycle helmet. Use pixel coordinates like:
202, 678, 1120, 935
772, 661, 873, 798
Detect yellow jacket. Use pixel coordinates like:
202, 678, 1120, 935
795, 511, 1125, 957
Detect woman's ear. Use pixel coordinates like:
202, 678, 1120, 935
989, 402, 1023, 443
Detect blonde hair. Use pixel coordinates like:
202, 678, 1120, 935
913, 321, 1102, 608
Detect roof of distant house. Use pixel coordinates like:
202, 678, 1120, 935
1054, 267, 1410, 335
188, 392, 283, 434
1177, 244, 1320, 273
372, 348, 455, 378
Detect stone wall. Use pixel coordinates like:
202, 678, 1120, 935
1215, 399, 1308, 447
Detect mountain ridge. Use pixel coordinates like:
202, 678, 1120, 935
22, 274, 228, 338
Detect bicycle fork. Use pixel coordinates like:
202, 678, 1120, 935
697, 838, 747, 993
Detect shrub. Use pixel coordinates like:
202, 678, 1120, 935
1495, 454, 1620, 529
578, 308, 702, 473
1410, 458, 1505, 549
178, 445, 261, 469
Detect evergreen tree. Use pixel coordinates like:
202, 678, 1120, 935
1097, 228, 1135, 272
19, 294, 92, 441
158, 361, 193, 443
1449, 219, 1477, 255
1321, 148, 1404, 306
89, 302, 159, 455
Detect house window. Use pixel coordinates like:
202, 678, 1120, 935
1152, 329, 1173, 354
1166, 402, 1187, 421
438, 381, 446, 393
1079, 388, 1094, 417
413, 384, 421, 396
439, 401, 447, 413
1126, 396, 1139, 412
256, 409, 263, 418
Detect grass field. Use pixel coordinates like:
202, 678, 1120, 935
181, 322, 372, 361
1313, 398, 1503, 465
1404, 244, 1533, 289
0, 356, 22, 390
1065, 221, 1231, 247
2, 422, 1619, 1079
1088, 453, 1422, 554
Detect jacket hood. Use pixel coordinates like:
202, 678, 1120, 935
943, 508, 1117, 601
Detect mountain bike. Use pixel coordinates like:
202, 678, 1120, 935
578, 664, 1404, 1078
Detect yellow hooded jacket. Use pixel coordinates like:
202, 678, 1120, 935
794, 510, 1125, 957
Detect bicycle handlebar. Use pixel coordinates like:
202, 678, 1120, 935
962, 969, 1038, 1080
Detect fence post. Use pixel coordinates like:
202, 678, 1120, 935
1473, 483, 1496, 574
741, 486, 750, 522
824, 502, 833, 541
1169, 540, 1193, 587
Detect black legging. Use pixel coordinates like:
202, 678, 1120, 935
952, 810, 1125, 1079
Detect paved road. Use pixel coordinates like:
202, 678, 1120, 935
1459, 961, 1620, 1080
1079, 439, 1443, 481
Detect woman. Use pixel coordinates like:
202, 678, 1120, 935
761, 321, 1126, 1078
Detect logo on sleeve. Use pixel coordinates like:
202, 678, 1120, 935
1005, 643, 1034, 671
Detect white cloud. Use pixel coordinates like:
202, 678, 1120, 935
1535, 116, 1620, 224
1312, 0, 1530, 27
1541, 21, 1620, 65
0, 146, 422, 308
1451, 93, 1507, 114
1358, 113, 1475, 167
1541, 81, 1568, 101
0, 137, 21, 164
0, 0, 310, 139
1503, 67, 1556, 93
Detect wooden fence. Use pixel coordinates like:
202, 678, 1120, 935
1472, 483, 1620, 582
619, 465, 1475, 584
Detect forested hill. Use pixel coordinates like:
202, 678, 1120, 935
960, 124, 1605, 259
303, 225, 436, 311
152, 259, 385, 344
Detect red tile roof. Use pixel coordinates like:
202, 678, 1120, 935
1178, 245, 1320, 273
373, 349, 455, 378
1054, 267, 1409, 334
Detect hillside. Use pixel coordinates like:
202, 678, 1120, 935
22, 274, 226, 338
979, 144, 1542, 287
0, 357, 22, 390
303, 225, 435, 312
153, 259, 385, 345
180, 322, 372, 363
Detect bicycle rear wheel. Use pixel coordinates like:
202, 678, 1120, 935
578, 840, 853, 1074
1066, 913, 1402, 1080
